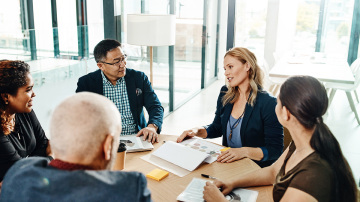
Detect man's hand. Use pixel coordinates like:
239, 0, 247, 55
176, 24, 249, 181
217, 148, 248, 163
136, 125, 159, 143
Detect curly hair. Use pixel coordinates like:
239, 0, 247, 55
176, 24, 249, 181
0, 60, 30, 135
222, 47, 264, 106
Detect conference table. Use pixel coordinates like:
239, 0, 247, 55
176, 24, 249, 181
269, 52, 355, 85
121, 135, 273, 202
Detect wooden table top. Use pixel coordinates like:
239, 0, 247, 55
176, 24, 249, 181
120, 135, 273, 202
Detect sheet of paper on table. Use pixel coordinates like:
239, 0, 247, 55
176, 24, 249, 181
152, 141, 209, 171
141, 153, 191, 177
179, 138, 224, 163
177, 178, 258, 202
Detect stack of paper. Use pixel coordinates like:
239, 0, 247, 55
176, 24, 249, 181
152, 141, 209, 171
177, 178, 259, 202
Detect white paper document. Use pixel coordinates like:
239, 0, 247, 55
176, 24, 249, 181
179, 138, 224, 163
141, 154, 191, 177
152, 141, 209, 171
177, 178, 259, 202
120, 134, 154, 152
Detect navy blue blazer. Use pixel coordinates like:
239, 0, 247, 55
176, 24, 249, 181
0, 157, 151, 201
205, 85, 283, 167
76, 69, 164, 133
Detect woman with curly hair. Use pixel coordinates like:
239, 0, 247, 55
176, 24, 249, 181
177, 47, 283, 168
0, 60, 51, 182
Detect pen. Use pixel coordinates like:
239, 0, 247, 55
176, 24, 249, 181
201, 174, 217, 179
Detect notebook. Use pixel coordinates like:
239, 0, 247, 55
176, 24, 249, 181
120, 134, 154, 152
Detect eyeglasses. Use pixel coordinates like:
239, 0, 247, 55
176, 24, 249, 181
101, 54, 127, 66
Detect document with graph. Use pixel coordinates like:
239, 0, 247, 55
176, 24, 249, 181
179, 138, 224, 163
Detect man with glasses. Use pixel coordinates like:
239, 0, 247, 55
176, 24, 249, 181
76, 39, 164, 143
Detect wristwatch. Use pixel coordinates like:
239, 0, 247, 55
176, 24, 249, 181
149, 123, 158, 131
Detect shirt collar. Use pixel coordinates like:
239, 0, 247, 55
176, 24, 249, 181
101, 71, 124, 85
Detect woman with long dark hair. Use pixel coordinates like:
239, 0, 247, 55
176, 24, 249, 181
0, 60, 51, 182
177, 47, 283, 168
203, 76, 357, 202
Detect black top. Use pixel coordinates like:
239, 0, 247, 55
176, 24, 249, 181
0, 110, 49, 181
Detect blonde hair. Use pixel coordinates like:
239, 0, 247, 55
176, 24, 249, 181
222, 47, 264, 106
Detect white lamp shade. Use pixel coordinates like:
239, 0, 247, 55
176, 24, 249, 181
127, 14, 176, 46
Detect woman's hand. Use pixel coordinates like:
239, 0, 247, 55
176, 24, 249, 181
203, 180, 233, 202
217, 148, 248, 163
176, 128, 198, 143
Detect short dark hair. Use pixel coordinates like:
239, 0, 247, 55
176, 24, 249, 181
93, 39, 121, 63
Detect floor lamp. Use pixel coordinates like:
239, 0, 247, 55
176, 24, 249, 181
127, 14, 176, 86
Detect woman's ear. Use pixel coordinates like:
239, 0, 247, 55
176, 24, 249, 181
103, 135, 113, 161
1, 93, 9, 104
282, 106, 290, 121
245, 62, 251, 71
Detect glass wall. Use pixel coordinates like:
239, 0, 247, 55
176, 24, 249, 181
56, 0, 78, 56
33, 0, 54, 58
0, 0, 221, 130
0, 0, 29, 61
293, 0, 354, 60
234, 0, 268, 63
173, 0, 203, 107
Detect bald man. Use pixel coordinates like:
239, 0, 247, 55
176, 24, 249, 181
0, 92, 151, 201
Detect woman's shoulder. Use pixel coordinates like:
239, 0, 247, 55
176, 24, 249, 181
300, 152, 333, 176
255, 90, 277, 106
220, 85, 228, 92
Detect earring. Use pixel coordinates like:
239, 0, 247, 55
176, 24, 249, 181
5, 101, 8, 105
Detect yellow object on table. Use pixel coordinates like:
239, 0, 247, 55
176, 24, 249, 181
220, 147, 230, 152
146, 168, 169, 181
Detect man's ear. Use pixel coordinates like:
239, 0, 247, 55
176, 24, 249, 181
103, 135, 113, 161
97, 63, 105, 71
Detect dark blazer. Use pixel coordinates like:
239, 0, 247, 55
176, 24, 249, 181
205, 85, 283, 167
0, 157, 151, 201
76, 69, 164, 133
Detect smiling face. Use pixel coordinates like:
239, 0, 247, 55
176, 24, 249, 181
7, 73, 35, 114
223, 55, 250, 88
97, 47, 127, 84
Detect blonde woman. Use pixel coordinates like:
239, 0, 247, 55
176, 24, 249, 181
177, 47, 283, 167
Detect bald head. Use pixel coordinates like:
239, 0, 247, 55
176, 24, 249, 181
50, 92, 121, 167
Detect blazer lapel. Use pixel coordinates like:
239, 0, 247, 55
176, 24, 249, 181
240, 103, 254, 144
124, 73, 138, 123
94, 70, 104, 95
221, 104, 233, 136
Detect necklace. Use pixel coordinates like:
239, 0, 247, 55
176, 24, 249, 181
228, 107, 246, 141
12, 117, 20, 140
228, 93, 250, 141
